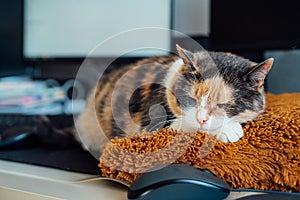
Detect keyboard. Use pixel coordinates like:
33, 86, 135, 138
0, 114, 37, 133
0, 113, 74, 149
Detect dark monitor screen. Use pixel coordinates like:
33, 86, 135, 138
211, 0, 300, 50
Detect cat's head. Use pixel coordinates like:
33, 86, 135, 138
166, 45, 273, 140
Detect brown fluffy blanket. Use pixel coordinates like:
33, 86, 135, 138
99, 93, 300, 192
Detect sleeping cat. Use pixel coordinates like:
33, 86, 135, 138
75, 45, 273, 153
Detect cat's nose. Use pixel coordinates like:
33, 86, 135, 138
196, 110, 209, 125
198, 118, 208, 124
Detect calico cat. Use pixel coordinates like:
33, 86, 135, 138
75, 45, 273, 153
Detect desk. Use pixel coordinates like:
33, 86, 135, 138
2, 160, 295, 200
0, 160, 127, 200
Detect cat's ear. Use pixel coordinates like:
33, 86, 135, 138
244, 58, 274, 88
176, 44, 197, 71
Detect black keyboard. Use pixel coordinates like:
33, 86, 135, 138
0, 114, 38, 148
0, 113, 74, 131
0, 114, 74, 149
0, 114, 37, 132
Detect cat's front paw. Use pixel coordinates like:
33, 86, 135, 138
216, 122, 244, 143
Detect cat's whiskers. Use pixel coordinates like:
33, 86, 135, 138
148, 115, 174, 120
147, 119, 175, 131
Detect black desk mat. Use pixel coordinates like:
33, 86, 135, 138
0, 114, 101, 175
0, 144, 101, 175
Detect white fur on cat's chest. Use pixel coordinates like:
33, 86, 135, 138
169, 115, 244, 143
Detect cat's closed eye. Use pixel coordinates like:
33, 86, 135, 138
177, 96, 197, 108
217, 103, 229, 109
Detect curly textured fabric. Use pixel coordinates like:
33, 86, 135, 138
99, 93, 300, 192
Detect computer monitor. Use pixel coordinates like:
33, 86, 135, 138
23, 0, 172, 60
211, 0, 300, 51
